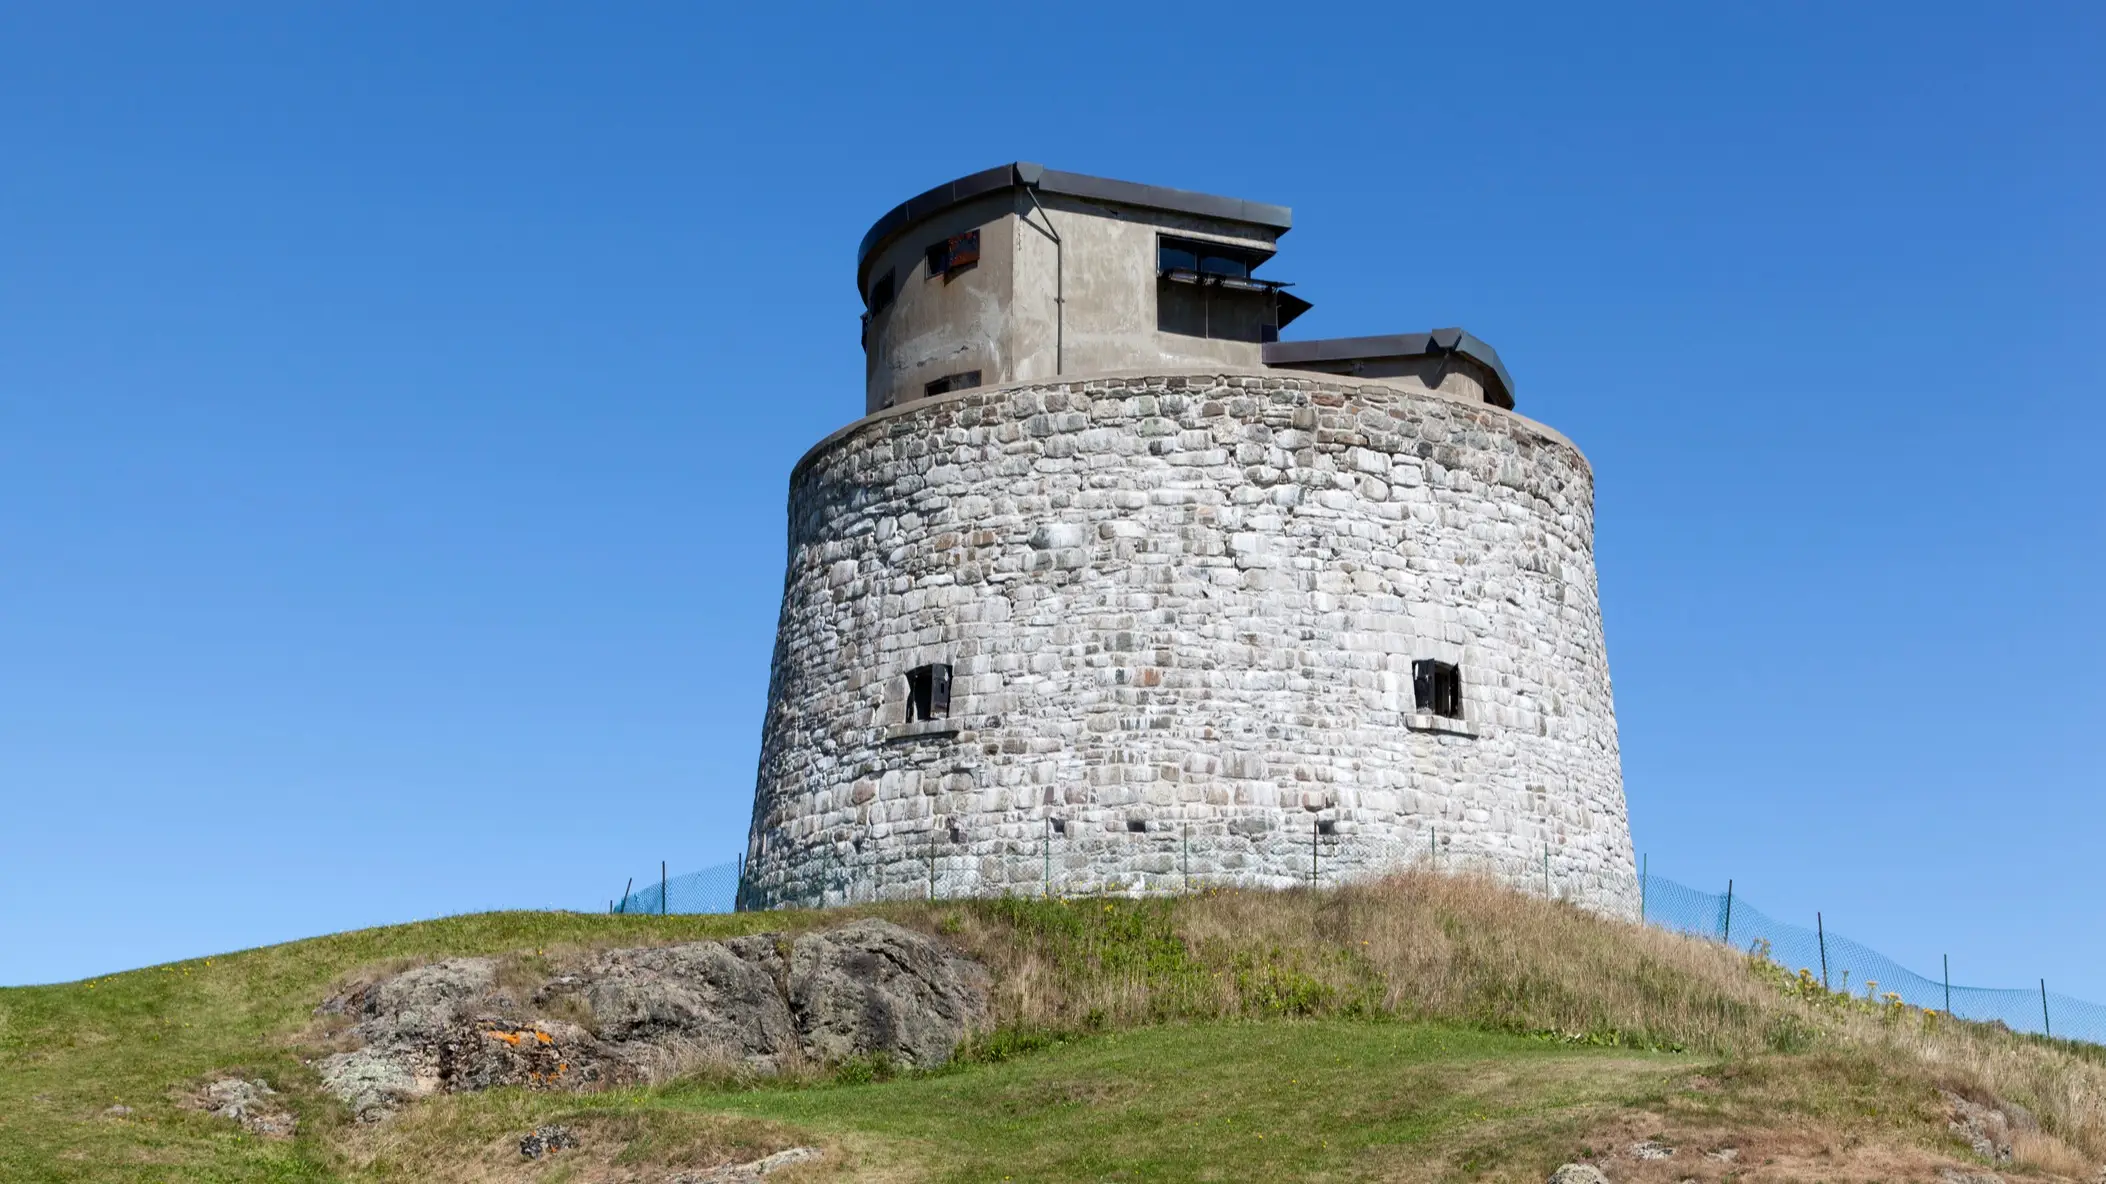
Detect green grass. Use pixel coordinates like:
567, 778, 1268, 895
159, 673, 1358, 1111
3, 880, 2099, 1182
685, 1021, 1681, 1183
0, 910, 796, 1183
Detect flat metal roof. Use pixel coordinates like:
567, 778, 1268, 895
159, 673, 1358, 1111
1263, 329, 1516, 407
856, 162, 1293, 294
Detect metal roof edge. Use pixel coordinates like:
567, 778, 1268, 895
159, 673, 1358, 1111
855, 162, 1293, 294
1263, 329, 1515, 406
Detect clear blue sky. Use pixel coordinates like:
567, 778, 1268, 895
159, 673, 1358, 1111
2, 3, 2099, 992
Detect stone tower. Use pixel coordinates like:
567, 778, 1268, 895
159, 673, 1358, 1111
741, 163, 1637, 915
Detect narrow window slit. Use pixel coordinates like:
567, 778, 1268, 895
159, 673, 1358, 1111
906, 663, 952, 722
924, 370, 982, 398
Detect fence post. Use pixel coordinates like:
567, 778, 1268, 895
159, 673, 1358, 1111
662, 862, 668, 916
927, 829, 936, 902
618, 877, 632, 915
1818, 912, 1829, 991
2042, 980, 2052, 1039
734, 854, 744, 912
1722, 879, 1734, 945
1640, 853, 1647, 922
1944, 955, 1951, 1016
1182, 822, 1190, 893
1043, 816, 1052, 899
1543, 845, 1552, 899
1310, 820, 1318, 886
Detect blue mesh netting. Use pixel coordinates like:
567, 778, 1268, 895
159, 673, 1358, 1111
1643, 873, 2102, 1043
608, 850, 2101, 1044
610, 861, 741, 916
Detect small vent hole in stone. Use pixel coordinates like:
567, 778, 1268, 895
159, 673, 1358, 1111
1127, 819, 1147, 833
1412, 659, 1463, 719
1318, 820, 1338, 836
906, 663, 952, 721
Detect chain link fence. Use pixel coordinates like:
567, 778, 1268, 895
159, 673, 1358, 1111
1641, 874, 2102, 1043
607, 842, 2101, 1045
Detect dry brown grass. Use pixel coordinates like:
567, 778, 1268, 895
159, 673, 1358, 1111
917, 869, 2106, 1167
258, 871, 2105, 1178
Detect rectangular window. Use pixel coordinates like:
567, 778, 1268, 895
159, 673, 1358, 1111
906, 663, 952, 722
1157, 235, 1263, 279
869, 269, 895, 315
924, 370, 982, 398
1157, 234, 1293, 344
926, 228, 980, 279
1412, 660, 1463, 720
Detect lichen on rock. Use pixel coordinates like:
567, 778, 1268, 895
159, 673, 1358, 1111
315, 919, 985, 1119
191, 1077, 296, 1138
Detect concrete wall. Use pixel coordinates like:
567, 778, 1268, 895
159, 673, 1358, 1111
862, 190, 1289, 413
861, 191, 1020, 414
1272, 354, 1502, 408
1009, 194, 1281, 381
746, 369, 1637, 917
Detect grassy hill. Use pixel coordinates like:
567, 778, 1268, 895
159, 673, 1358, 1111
3, 872, 2100, 1183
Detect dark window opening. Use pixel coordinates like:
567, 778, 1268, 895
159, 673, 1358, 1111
1318, 819, 1338, 836
1158, 235, 1264, 278
868, 269, 895, 315
1156, 235, 1304, 344
1126, 818, 1147, 833
1412, 660, 1463, 720
926, 228, 980, 279
1050, 817, 1067, 835
906, 663, 952, 722
924, 370, 981, 398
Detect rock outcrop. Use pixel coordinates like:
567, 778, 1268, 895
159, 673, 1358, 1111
790, 920, 990, 1066
1944, 1088, 2035, 1165
190, 1077, 297, 1137
317, 920, 985, 1119
670, 1146, 823, 1182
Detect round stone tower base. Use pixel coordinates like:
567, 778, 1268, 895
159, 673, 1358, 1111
744, 370, 1638, 918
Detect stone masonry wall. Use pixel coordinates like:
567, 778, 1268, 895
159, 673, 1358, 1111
745, 370, 1637, 916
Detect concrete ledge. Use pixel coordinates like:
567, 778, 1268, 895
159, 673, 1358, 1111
1405, 715, 1482, 738
884, 719, 962, 744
